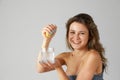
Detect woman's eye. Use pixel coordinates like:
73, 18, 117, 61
70, 32, 75, 34
80, 32, 85, 35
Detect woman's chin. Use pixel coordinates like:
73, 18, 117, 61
72, 47, 81, 50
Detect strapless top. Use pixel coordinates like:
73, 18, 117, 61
68, 73, 103, 80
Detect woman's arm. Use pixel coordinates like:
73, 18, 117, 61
55, 67, 69, 80
36, 52, 55, 73
76, 51, 101, 80
54, 53, 70, 80
36, 53, 66, 73
36, 24, 57, 73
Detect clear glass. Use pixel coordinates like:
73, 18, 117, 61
39, 48, 55, 63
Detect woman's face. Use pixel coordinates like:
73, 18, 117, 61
68, 22, 89, 50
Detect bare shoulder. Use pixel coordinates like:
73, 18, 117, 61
85, 50, 101, 61
82, 50, 103, 74
88, 50, 100, 58
55, 52, 71, 58
55, 52, 71, 65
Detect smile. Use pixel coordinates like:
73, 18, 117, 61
72, 41, 81, 44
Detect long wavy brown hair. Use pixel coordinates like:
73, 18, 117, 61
65, 13, 107, 71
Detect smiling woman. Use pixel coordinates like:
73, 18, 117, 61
68, 22, 89, 50
37, 13, 107, 80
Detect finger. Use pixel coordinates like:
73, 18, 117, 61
49, 25, 57, 35
50, 24, 57, 32
44, 28, 54, 36
39, 61, 49, 67
44, 27, 51, 33
42, 24, 57, 38
42, 27, 51, 37
47, 24, 57, 32
46, 60, 54, 68
42, 24, 57, 32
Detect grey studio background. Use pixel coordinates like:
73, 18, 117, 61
0, 0, 120, 80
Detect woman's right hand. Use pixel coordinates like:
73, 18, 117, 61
42, 24, 57, 40
37, 56, 61, 73
41, 24, 57, 48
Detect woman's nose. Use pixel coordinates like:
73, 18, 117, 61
74, 34, 80, 40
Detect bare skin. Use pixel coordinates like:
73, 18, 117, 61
37, 22, 103, 80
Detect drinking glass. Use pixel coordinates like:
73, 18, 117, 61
39, 48, 55, 63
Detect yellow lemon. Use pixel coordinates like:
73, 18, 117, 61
46, 32, 51, 38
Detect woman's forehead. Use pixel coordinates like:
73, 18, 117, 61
69, 22, 88, 32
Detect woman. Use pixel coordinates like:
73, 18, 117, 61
37, 13, 107, 80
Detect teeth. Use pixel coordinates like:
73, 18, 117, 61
73, 41, 80, 44
74, 43, 80, 44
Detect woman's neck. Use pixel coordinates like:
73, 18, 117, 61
72, 48, 88, 57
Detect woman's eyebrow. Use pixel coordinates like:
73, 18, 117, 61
70, 29, 86, 32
